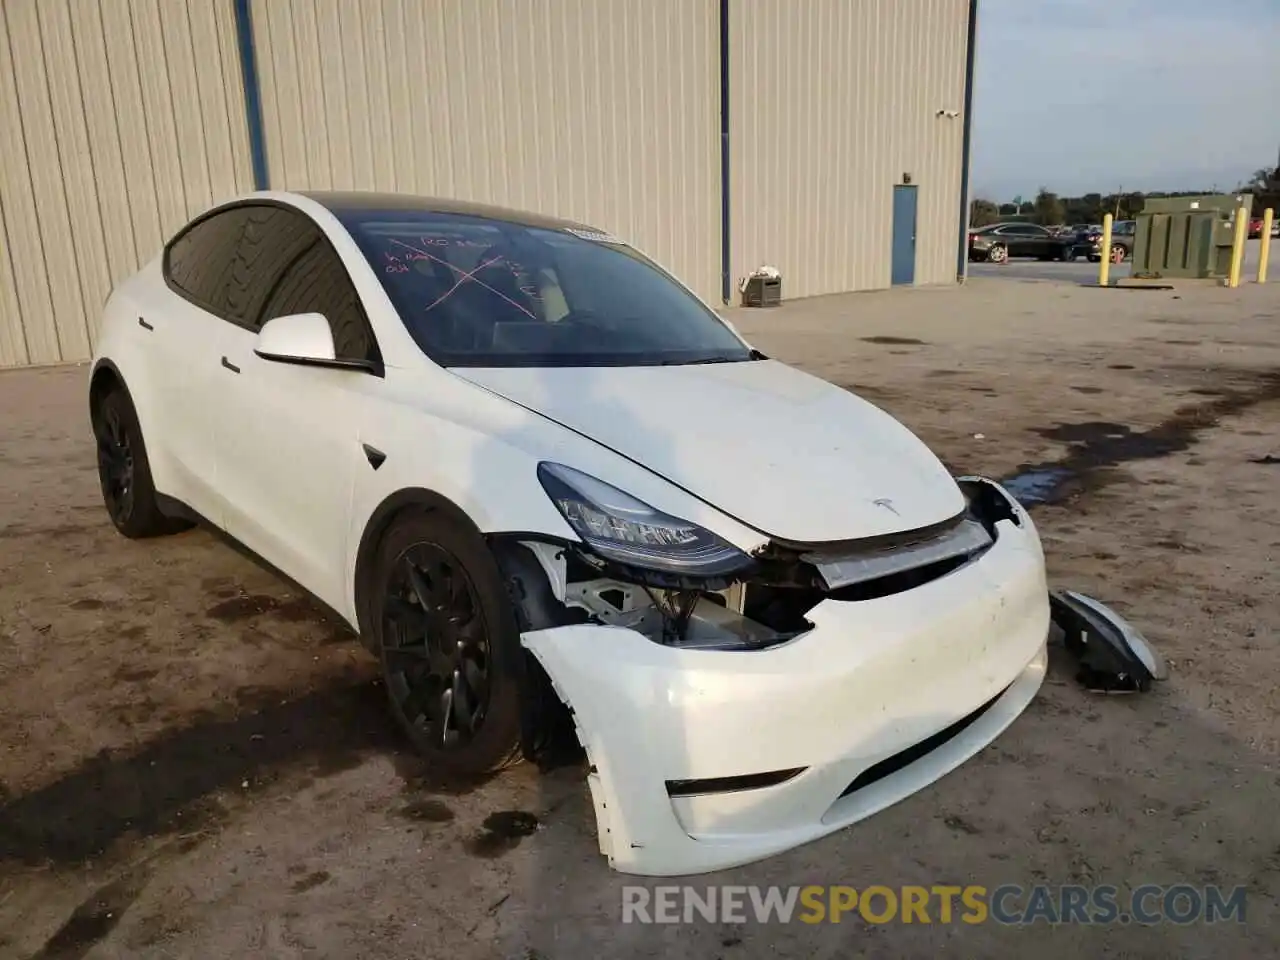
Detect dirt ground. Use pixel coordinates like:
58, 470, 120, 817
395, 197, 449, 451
1, 275, 1278, 959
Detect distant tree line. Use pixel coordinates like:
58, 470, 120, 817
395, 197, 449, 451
970, 162, 1280, 228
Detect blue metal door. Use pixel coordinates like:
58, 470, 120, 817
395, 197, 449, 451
891, 185, 919, 285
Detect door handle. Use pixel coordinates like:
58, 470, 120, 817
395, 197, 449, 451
221, 356, 240, 374
138, 317, 154, 331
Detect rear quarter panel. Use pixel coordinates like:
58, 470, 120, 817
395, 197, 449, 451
92, 259, 174, 484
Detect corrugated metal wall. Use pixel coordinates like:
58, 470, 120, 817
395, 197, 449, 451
0, 0, 252, 367
729, 0, 969, 298
0, 0, 971, 369
249, 0, 723, 302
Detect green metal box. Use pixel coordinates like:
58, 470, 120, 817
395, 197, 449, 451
1132, 194, 1252, 279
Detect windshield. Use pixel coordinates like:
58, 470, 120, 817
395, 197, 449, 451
335, 209, 752, 368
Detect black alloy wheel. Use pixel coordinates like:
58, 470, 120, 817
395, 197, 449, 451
372, 510, 524, 774
96, 400, 135, 526
91, 385, 185, 538
382, 542, 492, 749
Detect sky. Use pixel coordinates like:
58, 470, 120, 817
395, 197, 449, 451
971, 0, 1280, 201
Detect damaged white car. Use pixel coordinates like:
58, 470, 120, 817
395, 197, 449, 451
91, 191, 1055, 877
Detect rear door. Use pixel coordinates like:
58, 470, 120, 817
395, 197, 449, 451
213, 205, 382, 607
152, 205, 258, 523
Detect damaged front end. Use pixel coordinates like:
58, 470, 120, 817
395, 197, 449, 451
489, 470, 1055, 875
512, 463, 1018, 650
501, 466, 1018, 659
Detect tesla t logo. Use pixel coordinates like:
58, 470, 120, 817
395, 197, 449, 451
873, 498, 900, 516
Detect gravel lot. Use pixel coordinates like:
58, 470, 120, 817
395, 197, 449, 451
1, 275, 1278, 958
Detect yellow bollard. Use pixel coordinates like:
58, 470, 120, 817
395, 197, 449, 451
1259, 209, 1274, 284
1098, 214, 1114, 286
1227, 205, 1248, 288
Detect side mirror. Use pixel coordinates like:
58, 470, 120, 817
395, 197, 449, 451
254, 313, 374, 372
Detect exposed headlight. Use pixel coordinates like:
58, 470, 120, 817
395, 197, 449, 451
536, 462, 753, 578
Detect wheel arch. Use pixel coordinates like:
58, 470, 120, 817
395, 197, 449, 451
352, 486, 488, 645
88, 358, 129, 418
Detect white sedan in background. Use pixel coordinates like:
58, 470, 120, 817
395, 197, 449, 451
90, 191, 1052, 876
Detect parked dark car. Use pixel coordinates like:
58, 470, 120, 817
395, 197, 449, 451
968, 223, 1075, 263
1078, 220, 1134, 263
1248, 217, 1264, 239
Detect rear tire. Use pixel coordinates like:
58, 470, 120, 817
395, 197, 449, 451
987, 244, 1008, 264
1111, 244, 1127, 264
370, 510, 524, 776
92, 385, 189, 538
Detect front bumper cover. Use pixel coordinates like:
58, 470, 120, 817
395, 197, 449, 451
521, 499, 1050, 876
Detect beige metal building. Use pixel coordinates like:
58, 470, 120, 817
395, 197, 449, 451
0, 0, 977, 369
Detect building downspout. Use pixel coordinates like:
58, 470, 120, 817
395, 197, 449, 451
719, 0, 732, 305
233, 0, 270, 191
956, 0, 979, 283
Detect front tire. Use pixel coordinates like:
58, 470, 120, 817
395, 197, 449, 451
92, 385, 187, 538
371, 510, 523, 775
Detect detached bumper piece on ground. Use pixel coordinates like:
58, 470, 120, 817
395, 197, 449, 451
1048, 590, 1168, 693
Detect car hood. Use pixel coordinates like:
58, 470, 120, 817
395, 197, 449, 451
451, 359, 965, 544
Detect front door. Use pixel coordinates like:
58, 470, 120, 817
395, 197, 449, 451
214, 215, 382, 607
891, 185, 918, 285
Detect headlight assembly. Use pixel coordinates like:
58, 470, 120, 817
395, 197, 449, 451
536, 462, 754, 579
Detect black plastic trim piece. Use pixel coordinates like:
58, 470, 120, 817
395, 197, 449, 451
769, 509, 969, 559
154, 493, 201, 524
838, 685, 1007, 799
253, 349, 378, 373
138, 317, 154, 331
667, 767, 806, 799
221, 356, 241, 374
362, 443, 386, 470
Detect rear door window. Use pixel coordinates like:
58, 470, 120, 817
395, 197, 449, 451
165, 204, 316, 329
165, 207, 254, 316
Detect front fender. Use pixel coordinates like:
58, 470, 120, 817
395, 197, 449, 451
340, 371, 769, 626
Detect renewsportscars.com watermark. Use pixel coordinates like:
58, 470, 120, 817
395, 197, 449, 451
621, 884, 1248, 926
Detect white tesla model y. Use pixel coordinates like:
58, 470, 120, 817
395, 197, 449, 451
89, 192, 1050, 876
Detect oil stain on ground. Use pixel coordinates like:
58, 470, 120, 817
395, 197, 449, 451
205, 593, 329, 624
1003, 369, 1280, 506
400, 798, 456, 823
291, 870, 332, 893
465, 811, 540, 858
0, 674, 396, 865
860, 336, 928, 346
